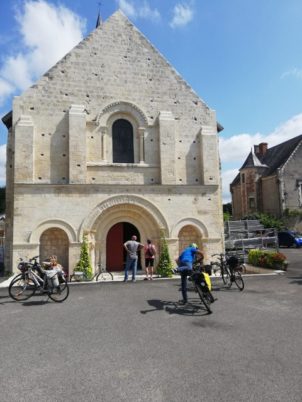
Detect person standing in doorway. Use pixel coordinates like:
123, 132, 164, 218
123, 235, 143, 282
144, 239, 156, 280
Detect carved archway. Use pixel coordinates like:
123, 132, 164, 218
80, 195, 169, 268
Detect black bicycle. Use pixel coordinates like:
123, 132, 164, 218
9, 256, 69, 302
211, 253, 245, 291
189, 262, 215, 314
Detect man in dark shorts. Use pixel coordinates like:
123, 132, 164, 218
144, 239, 156, 280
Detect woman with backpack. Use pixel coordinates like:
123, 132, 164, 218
144, 239, 156, 280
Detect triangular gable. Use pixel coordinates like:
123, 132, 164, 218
17, 10, 214, 124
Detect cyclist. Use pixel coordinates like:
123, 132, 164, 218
173, 243, 204, 305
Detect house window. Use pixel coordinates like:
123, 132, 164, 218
112, 119, 134, 163
249, 197, 255, 209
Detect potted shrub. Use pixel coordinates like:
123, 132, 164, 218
271, 252, 288, 270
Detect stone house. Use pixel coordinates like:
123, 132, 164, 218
230, 135, 302, 219
2, 11, 224, 275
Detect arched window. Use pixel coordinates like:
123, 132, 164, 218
112, 119, 134, 163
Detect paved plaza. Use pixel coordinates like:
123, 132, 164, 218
0, 249, 302, 402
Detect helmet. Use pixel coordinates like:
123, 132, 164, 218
190, 243, 198, 248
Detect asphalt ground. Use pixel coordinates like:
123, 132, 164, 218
0, 248, 302, 402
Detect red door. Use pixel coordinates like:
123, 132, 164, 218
106, 222, 141, 272
106, 223, 124, 271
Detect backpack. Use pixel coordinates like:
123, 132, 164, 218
146, 244, 154, 257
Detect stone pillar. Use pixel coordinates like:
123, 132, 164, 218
199, 126, 219, 185
100, 126, 107, 162
138, 127, 145, 163
69, 105, 86, 183
158, 111, 176, 184
14, 115, 34, 183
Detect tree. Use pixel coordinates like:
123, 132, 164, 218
76, 236, 93, 279
156, 230, 173, 278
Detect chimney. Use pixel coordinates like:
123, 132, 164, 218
254, 145, 259, 154
258, 142, 268, 156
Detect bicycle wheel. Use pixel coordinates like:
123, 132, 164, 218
9, 274, 36, 301
222, 267, 232, 288
96, 271, 114, 281
49, 279, 69, 302
195, 284, 212, 314
234, 271, 244, 291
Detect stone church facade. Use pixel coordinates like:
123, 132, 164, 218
3, 11, 224, 275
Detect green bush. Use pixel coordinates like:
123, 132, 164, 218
284, 208, 302, 218
76, 235, 93, 279
156, 230, 173, 278
243, 213, 284, 231
248, 249, 287, 269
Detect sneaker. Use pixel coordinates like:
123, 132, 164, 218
144, 277, 148, 281
178, 299, 188, 305
132, 279, 136, 282
172, 268, 179, 274
123, 279, 128, 283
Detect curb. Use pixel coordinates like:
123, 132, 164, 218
0, 269, 286, 289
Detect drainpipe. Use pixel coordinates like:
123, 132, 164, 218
277, 167, 286, 215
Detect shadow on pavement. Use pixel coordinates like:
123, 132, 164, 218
140, 298, 211, 316
287, 276, 302, 286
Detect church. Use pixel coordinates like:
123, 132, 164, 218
2, 10, 224, 275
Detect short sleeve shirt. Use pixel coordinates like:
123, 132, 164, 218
179, 246, 198, 264
124, 240, 141, 259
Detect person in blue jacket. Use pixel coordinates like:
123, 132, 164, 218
174, 243, 204, 305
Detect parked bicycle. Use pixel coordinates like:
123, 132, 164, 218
69, 264, 114, 282
9, 256, 69, 302
188, 260, 216, 314
211, 253, 245, 291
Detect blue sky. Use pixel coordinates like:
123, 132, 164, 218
0, 0, 302, 202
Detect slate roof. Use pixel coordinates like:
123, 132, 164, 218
230, 134, 302, 186
259, 134, 302, 176
240, 151, 268, 169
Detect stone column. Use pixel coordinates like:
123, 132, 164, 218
100, 126, 107, 162
69, 105, 86, 183
158, 111, 176, 184
14, 115, 34, 183
199, 125, 219, 185
138, 127, 145, 163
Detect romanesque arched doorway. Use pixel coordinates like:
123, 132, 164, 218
39, 228, 69, 275
178, 225, 202, 254
106, 222, 141, 272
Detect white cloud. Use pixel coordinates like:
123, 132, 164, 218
221, 169, 238, 204
220, 113, 302, 203
281, 67, 302, 80
0, 0, 85, 105
0, 79, 14, 107
170, 3, 194, 28
220, 113, 302, 164
117, 0, 160, 21
0, 144, 6, 185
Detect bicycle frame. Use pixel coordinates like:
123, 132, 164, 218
27, 267, 45, 288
